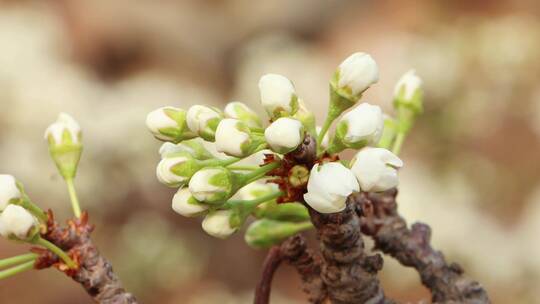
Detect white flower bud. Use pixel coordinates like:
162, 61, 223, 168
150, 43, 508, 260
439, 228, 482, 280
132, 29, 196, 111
0, 205, 37, 240
316, 126, 330, 149
337, 52, 379, 96
156, 154, 196, 187
303, 162, 359, 213
350, 147, 403, 192
159, 138, 214, 160
186, 105, 223, 141
394, 69, 424, 115
0, 175, 21, 211
172, 188, 208, 217
258, 74, 298, 119
224, 101, 262, 129
335, 103, 384, 148
264, 118, 304, 154
215, 119, 257, 157
201, 210, 237, 239
189, 167, 233, 204
146, 106, 194, 142
44, 112, 81, 146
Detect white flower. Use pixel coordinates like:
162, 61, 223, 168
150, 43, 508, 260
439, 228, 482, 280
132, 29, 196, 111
156, 154, 194, 187
186, 105, 223, 141
0, 175, 21, 211
44, 112, 81, 145
337, 52, 379, 96
159, 138, 213, 160
336, 103, 384, 147
258, 74, 298, 119
188, 167, 233, 204
0, 205, 37, 240
316, 126, 330, 149
224, 101, 262, 129
394, 69, 422, 101
350, 147, 403, 192
215, 119, 252, 157
146, 106, 191, 142
303, 162, 359, 213
264, 118, 304, 154
201, 210, 237, 239
172, 188, 208, 217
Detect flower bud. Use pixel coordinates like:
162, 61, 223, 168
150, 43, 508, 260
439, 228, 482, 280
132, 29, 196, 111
201, 210, 237, 239
350, 147, 403, 192
186, 105, 223, 141
172, 188, 208, 217
303, 162, 359, 213
258, 74, 298, 120
146, 106, 195, 143
393, 69, 423, 115
264, 118, 304, 154
159, 138, 214, 160
329, 103, 384, 153
224, 101, 262, 130
0, 204, 38, 240
189, 167, 234, 204
245, 219, 312, 249
156, 152, 199, 187
0, 175, 21, 211
329, 53, 379, 116
44, 113, 82, 179
215, 119, 265, 158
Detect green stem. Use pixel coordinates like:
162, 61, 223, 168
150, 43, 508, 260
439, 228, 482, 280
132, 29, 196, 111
392, 132, 406, 155
20, 196, 47, 222
225, 191, 284, 209
65, 178, 82, 218
227, 165, 260, 171
34, 237, 76, 269
240, 161, 281, 185
0, 261, 35, 280
0, 253, 38, 269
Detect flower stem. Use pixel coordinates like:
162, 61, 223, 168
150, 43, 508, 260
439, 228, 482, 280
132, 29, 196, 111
65, 178, 82, 218
20, 196, 47, 222
227, 165, 260, 171
0, 253, 37, 269
391, 132, 406, 155
34, 237, 76, 269
226, 191, 284, 209
241, 161, 281, 185
0, 261, 35, 280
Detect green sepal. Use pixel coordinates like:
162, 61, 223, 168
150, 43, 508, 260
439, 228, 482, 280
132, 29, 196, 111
245, 219, 313, 249
254, 201, 310, 222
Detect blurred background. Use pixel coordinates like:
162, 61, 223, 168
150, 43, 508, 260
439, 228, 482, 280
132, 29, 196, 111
0, 0, 539, 303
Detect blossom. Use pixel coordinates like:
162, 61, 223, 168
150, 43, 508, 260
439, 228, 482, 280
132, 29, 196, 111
171, 188, 208, 217
264, 117, 304, 154
224, 101, 262, 129
394, 69, 424, 114
44, 112, 81, 146
159, 138, 214, 160
186, 105, 223, 141
337, 52, 379, 96
258, 74, 298, 119
156, 153, 197, 187
188, 167, 233, 204
146, 106, 193, 142
303, 162, 359, 213
0, 205, 37, 240
215, 118, 261, 157
0, 175, 21, 211
350, 147, 403, 192
335, 103, 384, 148
44, 113, 83, 179
201, 210, 237, 239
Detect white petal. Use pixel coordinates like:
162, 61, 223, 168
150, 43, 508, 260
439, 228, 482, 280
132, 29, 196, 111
172, 188, 208, 217
341, 103, 384, 144
0, 205, 36, 239
188, 168, 224, 201
0, 175, 21, 211
215, 119, 250, 157
202, 210, 237, 239
258, 74, 295, 114
338, 52, 379, 95
394, 69, 422, 100
44, 112, 81, 144
264, 118, 303, 153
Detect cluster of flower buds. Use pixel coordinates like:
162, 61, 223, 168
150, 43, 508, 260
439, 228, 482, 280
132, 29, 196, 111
147, 51, 423, 246
0, 175, 38, 241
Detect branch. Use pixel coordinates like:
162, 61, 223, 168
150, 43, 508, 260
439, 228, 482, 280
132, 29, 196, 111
353, 190, 490, 304
254, 246, 284, 304
34, 211, 138, 304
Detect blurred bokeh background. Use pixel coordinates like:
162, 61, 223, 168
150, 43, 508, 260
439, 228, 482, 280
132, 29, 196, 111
0, 0, 539, 303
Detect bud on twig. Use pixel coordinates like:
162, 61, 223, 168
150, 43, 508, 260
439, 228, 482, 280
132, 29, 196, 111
172, 188, 208, 217
44, 113, 82, 179
159, 138, 214, 160
350, 147, 403, 192
0, 175, 21, 211
202, 210, 237, 239
264, 118, 304, 154
258, 74, 298, 120
188, 167, 234, 204
245, 219, 313, 249
0, 205, 38, 241
146, 107, 195, 143
215, 119, 265, 158
186, 105, 223, 141
224, 101, 262, 130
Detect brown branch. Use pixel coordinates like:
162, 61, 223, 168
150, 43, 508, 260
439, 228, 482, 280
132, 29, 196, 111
254, 246, 284, 304
34, 211, 138, 304
353, 190, 490, 304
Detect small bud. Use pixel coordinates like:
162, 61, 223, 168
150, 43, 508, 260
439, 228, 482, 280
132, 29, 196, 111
316, 126, 330, 149
264, 118, 304, 154
215, 119, 265, 158
350, 147, 403, 192
189, 167, 234, 204
146, 107, 195, 143
186, 105, 223, 141
303, 162, 359, 213
329, 53, 379, 117
201, 210, 237, 239
0, 175, 21, 211
393, 70, 423, 115
44, 113, 82, 179
236, 182, 278, 201
224, 101, 262, 129
0, 204, 38, 240
159, 138, 214, 160
258, 74, 298, 120
245, 219, 312, 249
255, 202, 310, 222
156, 153, 199, 187
172, 188, 208, 217
329, 103, 384, 153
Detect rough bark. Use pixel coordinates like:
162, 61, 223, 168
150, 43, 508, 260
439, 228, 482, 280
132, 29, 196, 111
353, 190, 490, 304
34, 211, 138, 304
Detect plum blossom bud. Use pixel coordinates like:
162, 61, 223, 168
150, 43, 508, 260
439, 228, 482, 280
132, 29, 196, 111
146, 107, 195, 143
0, 205, 38, 240
258, 74, 298, 120
0, 175, 21, 211
44, 113, 82, 179
201, 210, 237, 239
245, 219, 313, 249
186, 105, 223, 141
224, 101, 262, 129
329, 103, 384, 153
172, 188, 208, 217
215, 119, 264, 158
350, 147, 403, 192
303, 162, 359, 213
394, 69, 423, 115
156, 153, 198, 187
189, 167, 234, 204
159, 138, 214, 160
264, 118, 304, 154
